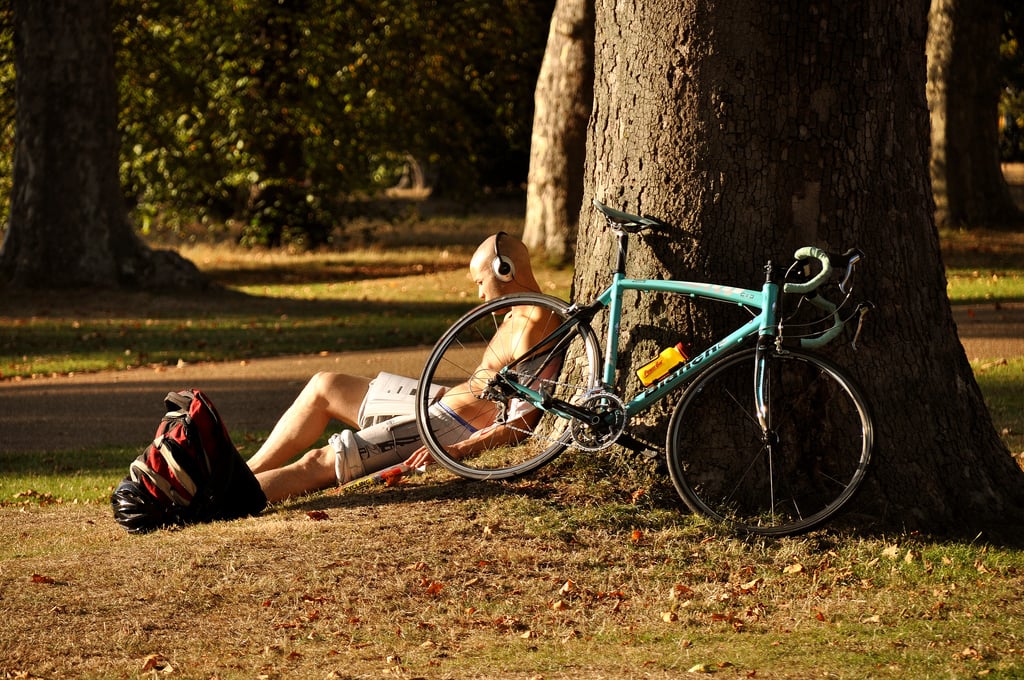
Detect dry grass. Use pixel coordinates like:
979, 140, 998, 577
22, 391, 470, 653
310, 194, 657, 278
3, 456, 1023, 679
3, 203, 1024, 678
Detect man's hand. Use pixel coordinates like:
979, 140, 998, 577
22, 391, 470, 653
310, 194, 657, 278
403, 445, 434, 471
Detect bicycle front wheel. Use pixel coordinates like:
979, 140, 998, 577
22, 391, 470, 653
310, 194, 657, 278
666, 348, 872, 536
416, 293, 601, 480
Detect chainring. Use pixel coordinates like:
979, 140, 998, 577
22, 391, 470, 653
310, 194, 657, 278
570, 391, 627, 451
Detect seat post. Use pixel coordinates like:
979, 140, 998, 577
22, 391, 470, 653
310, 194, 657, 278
612, 227, 629, 276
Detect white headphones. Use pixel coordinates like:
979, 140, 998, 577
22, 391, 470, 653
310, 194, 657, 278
492, 231, 515, 282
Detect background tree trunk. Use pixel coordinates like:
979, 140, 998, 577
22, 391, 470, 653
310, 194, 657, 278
575, 0, 1024, 538
523, 0, 594, 265
927, 0, 1022, 228
1, 0, 202, 289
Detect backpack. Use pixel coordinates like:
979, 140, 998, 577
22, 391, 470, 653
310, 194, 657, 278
111, 389, 267, 533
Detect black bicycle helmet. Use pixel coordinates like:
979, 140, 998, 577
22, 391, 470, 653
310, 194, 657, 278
111, 477, 177, 534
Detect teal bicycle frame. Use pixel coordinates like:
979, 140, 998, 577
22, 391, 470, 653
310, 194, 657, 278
497, 226, 781, 435
598, 274, 778, 420
497, 219, 852, 436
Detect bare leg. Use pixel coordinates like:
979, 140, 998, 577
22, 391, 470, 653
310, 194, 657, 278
255, 445, 338, 503
247, 372, 371, 474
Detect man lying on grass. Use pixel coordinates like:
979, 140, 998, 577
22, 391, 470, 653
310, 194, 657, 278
247, 232, 551, 502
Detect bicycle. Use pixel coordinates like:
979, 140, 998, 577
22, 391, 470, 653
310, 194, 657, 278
415, 200, 873, 536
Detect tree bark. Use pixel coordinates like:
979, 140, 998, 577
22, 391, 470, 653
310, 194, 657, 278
927, 0, 1022, 228
575, 0, 1024, 539
1, 0, 203, 289
523, 0, 594, 265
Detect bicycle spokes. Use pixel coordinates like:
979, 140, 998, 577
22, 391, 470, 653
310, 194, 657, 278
666, 348, 872, 536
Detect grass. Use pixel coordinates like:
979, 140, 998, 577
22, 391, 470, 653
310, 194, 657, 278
0, 243, 573, 380
973, 358, 1024, 460
2, 455, 1023, 679
1, 216, 1023, 678
941, 226, 1024, 304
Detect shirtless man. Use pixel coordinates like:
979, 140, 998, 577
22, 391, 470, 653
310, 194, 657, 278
248, 232, 553, 502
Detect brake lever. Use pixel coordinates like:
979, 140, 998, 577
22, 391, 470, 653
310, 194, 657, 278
839, 248, 864, 294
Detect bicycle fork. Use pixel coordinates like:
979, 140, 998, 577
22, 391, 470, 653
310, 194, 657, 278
754, 267, 782, 440
753, 339, 779, 444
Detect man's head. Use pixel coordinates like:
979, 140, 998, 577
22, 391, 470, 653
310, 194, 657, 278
469, 232, 539, 301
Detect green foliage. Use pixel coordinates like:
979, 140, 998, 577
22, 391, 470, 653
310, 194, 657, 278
0, 5, 14, 229
111, 0, 552, 246
1000, 4, 1024, 159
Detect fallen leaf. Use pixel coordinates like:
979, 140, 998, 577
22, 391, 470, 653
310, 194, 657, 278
782, 563, 804, 575
29, 574, 55, 584
306, 510, 329, 521
425, 581, 445, 596
687, 662, 710, 673
739, 577, 762, 593
630, 529, 643, 543
881, 545, 900, 559
669, 584, 694, 600
551, 599, 569, 611
560, 580, 576, 595
141, 653, 172, 673
662, 611, 679, 623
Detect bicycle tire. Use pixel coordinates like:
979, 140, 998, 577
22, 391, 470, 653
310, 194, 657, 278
416, 293, 601, 480
666, 347, 872, 536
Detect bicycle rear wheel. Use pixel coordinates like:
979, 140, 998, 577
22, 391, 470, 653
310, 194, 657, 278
416, 293, 601, 480
666, 348, 872, 536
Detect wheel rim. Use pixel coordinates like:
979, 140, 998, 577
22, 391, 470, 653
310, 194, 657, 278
417, 293, 600, 480
667, 348, 872, 535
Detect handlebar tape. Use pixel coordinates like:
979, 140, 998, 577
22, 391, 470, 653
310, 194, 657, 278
783, 246, 833, 294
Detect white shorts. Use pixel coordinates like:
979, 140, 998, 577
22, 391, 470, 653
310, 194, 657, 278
357, 372, 445, 428
331, 399, 477, 482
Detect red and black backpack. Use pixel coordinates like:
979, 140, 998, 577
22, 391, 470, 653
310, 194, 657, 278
111, 389, 267, 533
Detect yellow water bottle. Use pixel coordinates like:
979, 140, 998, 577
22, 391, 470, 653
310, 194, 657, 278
637, 342, 690, 386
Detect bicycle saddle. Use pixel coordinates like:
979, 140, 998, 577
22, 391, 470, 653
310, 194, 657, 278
593, 200, 667, 232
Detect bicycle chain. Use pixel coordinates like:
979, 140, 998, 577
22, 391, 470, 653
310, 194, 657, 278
492, 377, 626, 452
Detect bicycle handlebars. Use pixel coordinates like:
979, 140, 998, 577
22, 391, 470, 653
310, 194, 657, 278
783, 247, 833, 294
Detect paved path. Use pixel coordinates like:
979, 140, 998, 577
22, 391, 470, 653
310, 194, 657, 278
0, 346, 434, 454
1, 304, 1021, 454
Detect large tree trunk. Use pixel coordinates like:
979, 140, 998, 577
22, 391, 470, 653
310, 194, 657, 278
523, 0, 594, 265
1, 0, 203, 289
575, 0, 1024, 538
927, 0, 1022, 228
